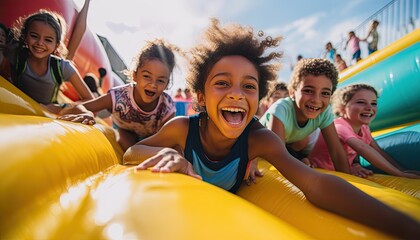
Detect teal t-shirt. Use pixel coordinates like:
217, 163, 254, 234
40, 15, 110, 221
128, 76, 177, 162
259, 97, 333, 143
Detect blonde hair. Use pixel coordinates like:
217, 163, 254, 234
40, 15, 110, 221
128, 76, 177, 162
332, 84, 378, 117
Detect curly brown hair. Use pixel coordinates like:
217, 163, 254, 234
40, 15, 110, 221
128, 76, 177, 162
186, 18, 282, 112
289, 58, 339, 94
332, 83, 378, 117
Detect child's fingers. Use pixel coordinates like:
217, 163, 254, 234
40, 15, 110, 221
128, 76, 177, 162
136, 156, 163, 170
186, 166, 202, 180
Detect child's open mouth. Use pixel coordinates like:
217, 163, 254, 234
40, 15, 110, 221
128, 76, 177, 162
145, 90, 156, 97
221, 107, 245, 125
360, 113, 374, 118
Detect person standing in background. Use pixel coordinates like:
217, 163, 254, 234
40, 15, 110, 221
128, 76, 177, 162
361, 20, 379, 55
322, 42, 336, 63
345, 31, 361, 64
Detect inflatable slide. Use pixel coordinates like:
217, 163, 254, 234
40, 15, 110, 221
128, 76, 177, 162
1, 1, 420, 239
2, 75, 420, 239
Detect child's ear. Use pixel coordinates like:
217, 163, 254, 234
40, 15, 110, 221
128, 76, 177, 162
132, 71, 138, 83
197, 91, 205, 106
289, 89, 295, 100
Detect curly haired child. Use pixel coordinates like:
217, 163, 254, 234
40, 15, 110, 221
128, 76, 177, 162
123, 18, 420, 239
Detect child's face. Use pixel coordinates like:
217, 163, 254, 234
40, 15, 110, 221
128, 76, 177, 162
290, 74, 332, 124
343, 89, 377, 126
198, 55, 259, 139
269, 90, 288, 105
133, 59, 170, 109
25, 21, 59, 59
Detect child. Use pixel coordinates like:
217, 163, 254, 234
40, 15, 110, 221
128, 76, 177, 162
345, 31, 362, 64
308, 84, 420, 178
4, 9, 94, 108
256, 81, 288, 118
334, 53, 347, 72
58, 39, 178, 151
0, 23, 11, 81
361, 20, 380, 55
123, 19, 420, 239
259, 58, 350, 174
322, 42, 336, 63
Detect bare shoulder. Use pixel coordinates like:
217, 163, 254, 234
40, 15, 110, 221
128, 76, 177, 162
249, 121, 279, 141
160, 116, 191, 138
139, 116, 191, 149
248, 121, 284, 158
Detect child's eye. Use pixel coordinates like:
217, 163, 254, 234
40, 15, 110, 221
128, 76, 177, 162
29, 33, 38, 39
157, 79, 167, 84
321, 91, 331, 97
45, 38, 54, 43
215, 81, 228, 87
244, 84, 257, 90
143, 75, 151, 79
302, 89, 313, 94
371, 102, 377, 106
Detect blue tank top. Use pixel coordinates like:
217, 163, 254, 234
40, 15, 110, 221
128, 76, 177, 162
184, 113, 255, 193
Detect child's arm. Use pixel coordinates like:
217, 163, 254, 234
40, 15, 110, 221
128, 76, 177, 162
125, 117, 202, 179
251, 126, 420, 239
246, 115, 287, 184
321, 123, 350, 173
348, 138, 420, 178
67, 0, 90, 60
57, 94, 112, 124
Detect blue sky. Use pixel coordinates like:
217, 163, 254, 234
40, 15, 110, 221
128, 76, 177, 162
77, 0, 391, 93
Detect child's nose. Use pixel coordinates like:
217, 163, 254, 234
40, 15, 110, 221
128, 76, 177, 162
227, 88, 244, 100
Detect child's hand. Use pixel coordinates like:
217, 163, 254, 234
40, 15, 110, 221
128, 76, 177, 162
245, 158, 264, 185
350, 163, 373, 178
401, 171, 420, 179
57, 113, 95, 125
136, 148, 202, 180
402, 170, 420, 176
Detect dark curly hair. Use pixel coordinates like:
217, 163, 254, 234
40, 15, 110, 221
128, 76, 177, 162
186, 18, 282, 112
289, 58, 339, 94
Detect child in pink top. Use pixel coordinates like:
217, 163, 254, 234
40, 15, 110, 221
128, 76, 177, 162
308, 84, 420, 178
345, 31, 361, 64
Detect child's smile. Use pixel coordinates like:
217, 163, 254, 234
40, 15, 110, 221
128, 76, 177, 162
221, 107, 246, 125
291, 74, 332, 125
26, 21, 58, 60
200, 55, 259, 139
344, 89, 377, 127
134, 59, 170, 111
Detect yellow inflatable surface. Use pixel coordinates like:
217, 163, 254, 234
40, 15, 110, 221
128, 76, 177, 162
1, 76, 419, 239
238, 160, 420, 240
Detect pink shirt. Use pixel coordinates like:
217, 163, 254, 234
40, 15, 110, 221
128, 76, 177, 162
308, 117, 373, 170
348, 36, 360, 54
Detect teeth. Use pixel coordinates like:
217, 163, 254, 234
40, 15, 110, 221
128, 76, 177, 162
222, 107, 245, 113
307, 105, 320, 111
361, 113, 373, 117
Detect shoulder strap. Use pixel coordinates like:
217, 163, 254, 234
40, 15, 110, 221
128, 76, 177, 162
229, 117, 256, 193
13, 47, 29, 86
49, 56, 63, 103
49, 55, 63, 85
184, 114, 200, 163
